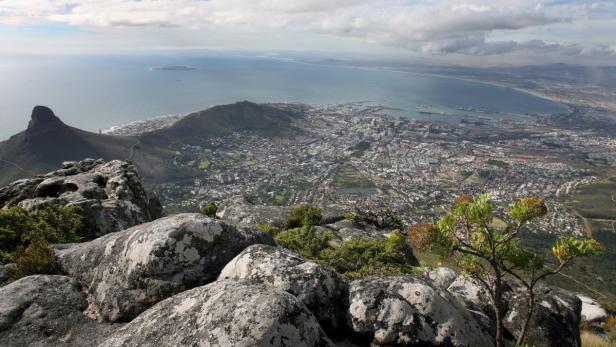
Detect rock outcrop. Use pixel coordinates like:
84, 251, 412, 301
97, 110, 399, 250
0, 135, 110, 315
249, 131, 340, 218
219, 244, 347, 331
56, 213, 274, 322
0, 275, 116, 346
102, 280, 334, 347
346, 275, 494, 346
505, 286, 582, 347
0, 159, 162, 237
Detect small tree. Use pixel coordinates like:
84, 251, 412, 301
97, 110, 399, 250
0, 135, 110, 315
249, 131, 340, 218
413, 194, 603, 347
200, 202, 218, 218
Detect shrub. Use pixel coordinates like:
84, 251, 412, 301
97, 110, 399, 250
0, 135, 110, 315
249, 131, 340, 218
273, 223, 418, 280
0, 206, 83, 254
257, 224, 281, 238
200, 202, 218, 218
408, 223, 437, 251
320, 231, 412, 274
351, 208, 403, 230
11, 238, 55, 279
343, 212, 356, 221
285, 204, 322, 229
275, 226, 332, 259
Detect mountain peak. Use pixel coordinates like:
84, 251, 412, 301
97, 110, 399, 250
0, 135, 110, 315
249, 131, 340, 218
27, 106, 65, 131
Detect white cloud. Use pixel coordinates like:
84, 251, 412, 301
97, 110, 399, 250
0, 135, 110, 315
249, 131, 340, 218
0, 0, 614, 60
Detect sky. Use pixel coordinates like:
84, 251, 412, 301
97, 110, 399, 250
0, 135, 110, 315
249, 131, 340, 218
0, 0, 615, 65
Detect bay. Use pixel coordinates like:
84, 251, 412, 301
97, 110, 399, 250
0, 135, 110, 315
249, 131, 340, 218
0, 54, 569, 140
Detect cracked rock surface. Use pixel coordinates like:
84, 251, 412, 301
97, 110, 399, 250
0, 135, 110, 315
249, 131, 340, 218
56, 213, 274, 322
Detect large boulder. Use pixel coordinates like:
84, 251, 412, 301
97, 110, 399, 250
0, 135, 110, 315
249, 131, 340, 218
0, 275, 116, 346
219, 244, 347, 331
0, 159, 162, 237
101, 280, 335, 347
505, 285, 582, 347
346, 275, 493, 346
56, 213, 274, 322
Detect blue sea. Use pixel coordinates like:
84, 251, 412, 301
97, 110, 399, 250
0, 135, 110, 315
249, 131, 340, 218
0, 54, 569, 140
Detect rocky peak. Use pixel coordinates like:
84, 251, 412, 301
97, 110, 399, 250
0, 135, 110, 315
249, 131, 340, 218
26, 105, 67, 135
0, 158, 163, 237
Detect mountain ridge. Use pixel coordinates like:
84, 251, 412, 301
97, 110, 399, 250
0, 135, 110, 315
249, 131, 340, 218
0, 102, 303, 186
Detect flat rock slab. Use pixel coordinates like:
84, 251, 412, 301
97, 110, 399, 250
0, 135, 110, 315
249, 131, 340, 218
56, 213, 274, 322
101, 280, 335, 347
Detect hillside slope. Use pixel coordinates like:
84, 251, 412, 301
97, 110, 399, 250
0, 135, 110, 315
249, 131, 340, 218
141, 101, 303, 146
0, 106, 174, 186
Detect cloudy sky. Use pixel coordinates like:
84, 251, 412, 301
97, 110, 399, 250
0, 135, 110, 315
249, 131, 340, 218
1, 0, 615, 65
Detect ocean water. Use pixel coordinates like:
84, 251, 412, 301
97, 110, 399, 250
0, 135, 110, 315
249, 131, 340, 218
0, 54, 569, 140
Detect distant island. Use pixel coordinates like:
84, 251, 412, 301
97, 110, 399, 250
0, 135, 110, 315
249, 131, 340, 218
152, 65, 197, 71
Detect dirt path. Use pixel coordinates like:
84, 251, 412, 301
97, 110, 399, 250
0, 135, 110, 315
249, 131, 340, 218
0, 158, 35, 176
572, 209, 593, 238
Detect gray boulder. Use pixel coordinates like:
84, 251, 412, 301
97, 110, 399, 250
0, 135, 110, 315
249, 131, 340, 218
219, 244, 347, 331
347, 275, 494, 346
425, 267, 458, 290
0, 275, 116, 346
101, 280, 335, 347
0, 159, 162, 237
505, 286, 582, 347
56, 213, 274, 322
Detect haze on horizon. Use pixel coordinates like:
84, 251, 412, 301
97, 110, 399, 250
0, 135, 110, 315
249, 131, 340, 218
0, 0, 615, 66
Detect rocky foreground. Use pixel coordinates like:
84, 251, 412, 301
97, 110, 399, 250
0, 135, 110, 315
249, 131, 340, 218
0, 213, 584, 346
0, 161, 588, 346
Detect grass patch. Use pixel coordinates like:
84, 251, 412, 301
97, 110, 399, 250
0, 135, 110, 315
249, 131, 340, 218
581, 332, 611, 347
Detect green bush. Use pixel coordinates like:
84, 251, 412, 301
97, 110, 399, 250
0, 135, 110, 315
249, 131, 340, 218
274, 226, 417, 280
200, 202, 218, 218
0, 206, 84, 279
320, 231, 412, 274
11, 238, 56, 279
0, 206, 83, 255
285, 204, 322, 229
275, 226, 332, 259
